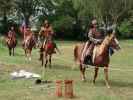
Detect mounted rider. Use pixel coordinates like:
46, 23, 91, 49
82, 18, 117, 65
25, 27, 33, 41
38, 20, 56, 60
7, 26, 16, 42
8, 26, 16, 38
38, 20, 54, 48
22, 26, 33, 48
81, 19, 105, 65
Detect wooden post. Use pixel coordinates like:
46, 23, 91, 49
64, 80, 74, 98
55, 80, 62, 97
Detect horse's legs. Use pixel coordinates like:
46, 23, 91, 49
28, 50, 31, 61
24, 49, 27, 57
41, 52, 44, 66
45, 53, 48, 68
13, 48, 15, 56
49, 55, 52, 68
93, 66, 99, 84
104, 67, 110, 88
45, 59, 48, 68
9, 48, 11, 56
80, 64, 86, 81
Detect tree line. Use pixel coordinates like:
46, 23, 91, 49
0, 0, 132, 40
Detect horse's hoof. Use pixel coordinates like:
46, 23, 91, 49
107, 85, 110, 89
93, 80, 95, 84
81, 78, 86, 82
29, 58, 31, 61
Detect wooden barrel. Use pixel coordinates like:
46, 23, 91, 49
55, 80, 63, 97
64, 80, 74, 98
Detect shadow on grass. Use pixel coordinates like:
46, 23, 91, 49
91, 80, 133, 88
50, 64, 79, 71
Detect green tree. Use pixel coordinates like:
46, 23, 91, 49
15, 0, 39, 27
0, 0, 15, 33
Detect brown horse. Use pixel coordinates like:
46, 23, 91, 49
40, 40, 60, 67
23, 35, 36, 61
5, 35, 17, 56
74, 33, 120, 88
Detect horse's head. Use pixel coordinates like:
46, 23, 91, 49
105, 31, 121, 51
109, 33, 121, 51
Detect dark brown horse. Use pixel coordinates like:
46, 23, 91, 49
5, 35, 17, 56
40, 40, 60, 67
23, 35, 36, 61
74, 33, 120, 88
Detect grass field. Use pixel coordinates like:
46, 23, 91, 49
0, 39, 133, 100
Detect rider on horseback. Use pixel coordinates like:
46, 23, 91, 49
81, 19, 105, 65
38, 20, 54, 48
8, 26, 16, 37
38, 20, 56, 60
22, 27, 33, 48
7, 26, 16, 42
24, 27, 33, 40
81, 19, 116, 65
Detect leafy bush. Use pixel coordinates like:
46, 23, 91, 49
118, 20, 133, 38
52, 15, 74, 39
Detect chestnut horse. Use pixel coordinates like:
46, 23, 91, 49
5, 35, 17, 56
74, 33, 120, 88
40, 40, 60, 67
23, 35, 36, 61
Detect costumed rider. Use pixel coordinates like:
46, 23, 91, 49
38, 20, 54, 48
81, 19, 105, 65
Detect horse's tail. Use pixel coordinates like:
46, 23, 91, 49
74, 45, 79, 62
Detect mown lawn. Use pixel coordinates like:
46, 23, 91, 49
0, 39, 133, 100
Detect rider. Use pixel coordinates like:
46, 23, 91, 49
38, 20, 55, 60
23, 27, 33, 46
7, 26, 16, 42
38, 20, 54, 48
81, 19, 105, 65
7, 26, 16, 38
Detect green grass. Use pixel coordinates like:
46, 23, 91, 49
0, 40, 133, 100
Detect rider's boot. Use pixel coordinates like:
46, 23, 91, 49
81, 42, 89, 63
84, 43, 94, 66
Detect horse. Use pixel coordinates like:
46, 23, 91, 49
74, 32, 121, 88
22, 34, 36, 61
5, 35, 17, 56
40, 40, 60, 67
